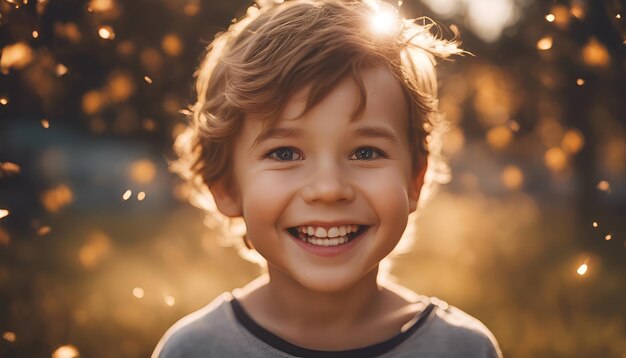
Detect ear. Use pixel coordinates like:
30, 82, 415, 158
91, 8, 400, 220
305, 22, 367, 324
409, 155, 428, 213
208, 179, 243, 218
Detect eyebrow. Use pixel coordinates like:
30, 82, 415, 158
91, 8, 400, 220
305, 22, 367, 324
250, 124, 398, 150
353, 125, 399, 144
251, 127, 304, 150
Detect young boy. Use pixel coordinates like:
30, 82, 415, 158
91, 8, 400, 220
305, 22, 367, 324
154, 0, 502, 356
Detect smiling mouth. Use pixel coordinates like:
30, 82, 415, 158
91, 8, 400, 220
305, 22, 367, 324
286, 225, 369, 247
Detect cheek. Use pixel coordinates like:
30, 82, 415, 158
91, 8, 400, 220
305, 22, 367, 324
359, 169, 411, 232
238, 172, 295, 239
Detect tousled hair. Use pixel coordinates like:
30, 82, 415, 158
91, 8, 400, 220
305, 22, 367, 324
171, 0, 463, 264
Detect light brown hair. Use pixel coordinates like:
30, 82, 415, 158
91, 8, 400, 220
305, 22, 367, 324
172, 0, 462, 257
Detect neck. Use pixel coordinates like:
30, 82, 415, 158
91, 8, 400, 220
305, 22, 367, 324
251, 264, 382, 330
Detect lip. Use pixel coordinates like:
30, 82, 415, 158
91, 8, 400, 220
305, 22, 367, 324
288, 225, 370, 258
289, 221, 368, 229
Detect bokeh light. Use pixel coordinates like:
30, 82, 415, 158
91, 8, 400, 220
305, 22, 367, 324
183, 2, 200, 16
56, 64, 69, 76
98, 25, 115, 40
2, 331, 16, 342
544, 147, 568, 172
89, 0, 114, 12
163, 294, 175, 306
561, 129, 584, 154
421, 0, 520, 42
37, 226, 51, 236
502, 165, 524, 190
162, 34, 183, 56
486, 125, 513, 150
40, 185, 73, 213
129, 160, 156, 184
536, 36, 553, 50
79, 231, 112, 269
52, 345, 79, 358
0, 42, 33, 72
582, 38, 610, 67
550, 4, 571, 29
132, 287, 144, 299
369, 4, 397, 35
0, 162, 21, 177
596, 180, 611, 193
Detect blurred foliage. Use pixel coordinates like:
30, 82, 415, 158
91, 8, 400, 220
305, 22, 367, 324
0, 0, 625, 357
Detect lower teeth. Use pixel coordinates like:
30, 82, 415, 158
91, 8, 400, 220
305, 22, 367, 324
301, 235, 350, 247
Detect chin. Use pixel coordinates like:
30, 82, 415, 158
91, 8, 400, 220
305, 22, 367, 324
291, 265, 375, 294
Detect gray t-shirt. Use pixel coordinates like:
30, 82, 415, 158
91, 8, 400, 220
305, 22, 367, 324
153, 292, 502, 357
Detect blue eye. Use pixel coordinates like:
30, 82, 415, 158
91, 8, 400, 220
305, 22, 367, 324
267, 147, 302, 161
351, 147, 385, 160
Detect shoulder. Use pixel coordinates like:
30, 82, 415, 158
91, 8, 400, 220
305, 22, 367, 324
151, 292, 237, 358
379, 282, 502, 357
414, 296, 503, 358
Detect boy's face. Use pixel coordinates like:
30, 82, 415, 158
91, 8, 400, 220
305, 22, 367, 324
213, 66, 425, 292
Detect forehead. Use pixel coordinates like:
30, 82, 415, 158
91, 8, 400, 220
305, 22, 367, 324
251, 65, 409, 142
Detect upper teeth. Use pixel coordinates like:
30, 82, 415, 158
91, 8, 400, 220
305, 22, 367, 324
297, 225, 360, 238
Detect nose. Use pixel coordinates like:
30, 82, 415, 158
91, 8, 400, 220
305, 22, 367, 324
301, 161, 355, 204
